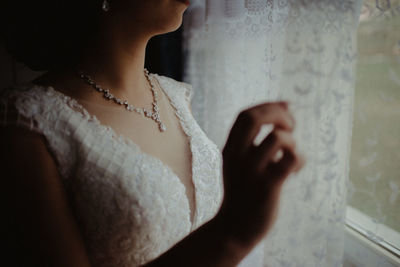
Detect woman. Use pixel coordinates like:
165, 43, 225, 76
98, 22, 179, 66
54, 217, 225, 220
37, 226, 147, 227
1, 0, 304, 266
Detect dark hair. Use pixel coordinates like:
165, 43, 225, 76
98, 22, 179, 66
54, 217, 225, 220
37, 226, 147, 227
1, 0, 101, 71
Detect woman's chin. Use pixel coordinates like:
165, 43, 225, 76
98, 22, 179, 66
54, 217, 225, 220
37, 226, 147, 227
156, 18, 183, 35
127, 0, 187, 36
176, 0, 190, 6
153, 8, 185, 34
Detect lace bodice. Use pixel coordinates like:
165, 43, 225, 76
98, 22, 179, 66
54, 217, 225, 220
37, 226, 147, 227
0, 74, 224, 266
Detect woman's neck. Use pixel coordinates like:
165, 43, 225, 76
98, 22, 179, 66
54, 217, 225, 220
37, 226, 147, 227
76, 25, 152, 98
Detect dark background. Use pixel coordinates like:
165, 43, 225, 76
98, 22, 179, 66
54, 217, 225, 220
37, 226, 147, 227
145, 27, 183, 82
0, 28, 183, 89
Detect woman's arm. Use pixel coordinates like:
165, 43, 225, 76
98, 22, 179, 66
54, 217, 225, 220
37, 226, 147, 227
1, 127, 92, 267
145, 213, 254, 266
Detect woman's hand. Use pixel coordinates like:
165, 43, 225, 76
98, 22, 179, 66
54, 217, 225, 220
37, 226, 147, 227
218, 102, 305, 248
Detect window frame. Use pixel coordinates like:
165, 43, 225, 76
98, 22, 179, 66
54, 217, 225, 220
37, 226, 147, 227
345, 206, 400, 261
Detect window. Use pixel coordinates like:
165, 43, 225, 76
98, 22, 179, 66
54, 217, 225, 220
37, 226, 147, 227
346, 0, 400, 260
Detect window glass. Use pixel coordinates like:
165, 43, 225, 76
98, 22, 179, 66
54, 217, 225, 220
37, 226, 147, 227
347, 0, 400, 252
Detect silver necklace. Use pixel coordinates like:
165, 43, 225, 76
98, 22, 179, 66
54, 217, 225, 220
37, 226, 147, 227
78, 68, 166, 132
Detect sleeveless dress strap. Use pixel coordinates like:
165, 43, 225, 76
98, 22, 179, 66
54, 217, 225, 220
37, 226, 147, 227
0, 87, 42, 134
0, 85, 78, 180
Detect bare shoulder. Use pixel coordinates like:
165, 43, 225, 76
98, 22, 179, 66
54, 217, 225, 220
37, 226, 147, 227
1, 125, 58, 184
0, 126, 91, 267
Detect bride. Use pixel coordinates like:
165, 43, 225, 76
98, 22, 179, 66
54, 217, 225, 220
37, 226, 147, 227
1, 0, 304, 266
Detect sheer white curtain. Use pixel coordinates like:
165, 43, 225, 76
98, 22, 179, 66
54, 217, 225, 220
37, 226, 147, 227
183, 0, 362, 266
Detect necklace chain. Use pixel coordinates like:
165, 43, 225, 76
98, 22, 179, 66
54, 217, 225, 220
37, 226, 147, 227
78, 69, 166, 132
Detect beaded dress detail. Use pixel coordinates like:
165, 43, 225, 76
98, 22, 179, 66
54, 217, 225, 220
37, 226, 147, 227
0, 74, 224, 266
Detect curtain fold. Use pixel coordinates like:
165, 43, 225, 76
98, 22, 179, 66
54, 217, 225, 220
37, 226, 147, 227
183, 0, 362, 266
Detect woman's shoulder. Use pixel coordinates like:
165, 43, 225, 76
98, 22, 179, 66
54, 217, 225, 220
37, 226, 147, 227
1, 82, 56, 107
0, 83, 82, 179
1, 84, 44, 132
1, 83, 66, 130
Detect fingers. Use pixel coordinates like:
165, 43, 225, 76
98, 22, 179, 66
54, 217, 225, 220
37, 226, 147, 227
252, 130, 296, 173
268, 148, 305, 184
223, 102, 294, 157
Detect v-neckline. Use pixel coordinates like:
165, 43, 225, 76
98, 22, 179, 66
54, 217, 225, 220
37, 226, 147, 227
32, 74, 198, 230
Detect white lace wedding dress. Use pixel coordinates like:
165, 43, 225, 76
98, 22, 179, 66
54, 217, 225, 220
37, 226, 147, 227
0, 74, 224, 266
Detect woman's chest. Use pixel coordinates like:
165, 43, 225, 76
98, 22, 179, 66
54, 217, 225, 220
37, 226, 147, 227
64, 124, 224, 264
81, 99, 196, 219
80, 94, 194, 193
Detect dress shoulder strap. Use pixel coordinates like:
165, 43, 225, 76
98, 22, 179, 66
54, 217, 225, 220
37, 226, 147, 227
0, 85, 43, 134
152, 74, 194, 105
0, 84, 78, 180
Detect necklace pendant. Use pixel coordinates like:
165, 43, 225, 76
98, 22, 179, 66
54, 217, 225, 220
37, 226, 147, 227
159, 123, 167, 132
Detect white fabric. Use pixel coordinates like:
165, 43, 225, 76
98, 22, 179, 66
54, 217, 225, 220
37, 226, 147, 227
183, 0, 362, 266
0, 75, 224, 267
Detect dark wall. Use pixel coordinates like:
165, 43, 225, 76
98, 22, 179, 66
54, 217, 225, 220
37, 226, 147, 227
145, 27, 183, 82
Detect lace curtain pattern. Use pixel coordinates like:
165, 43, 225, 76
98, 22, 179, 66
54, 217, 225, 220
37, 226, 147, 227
183, 0, 362, 266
